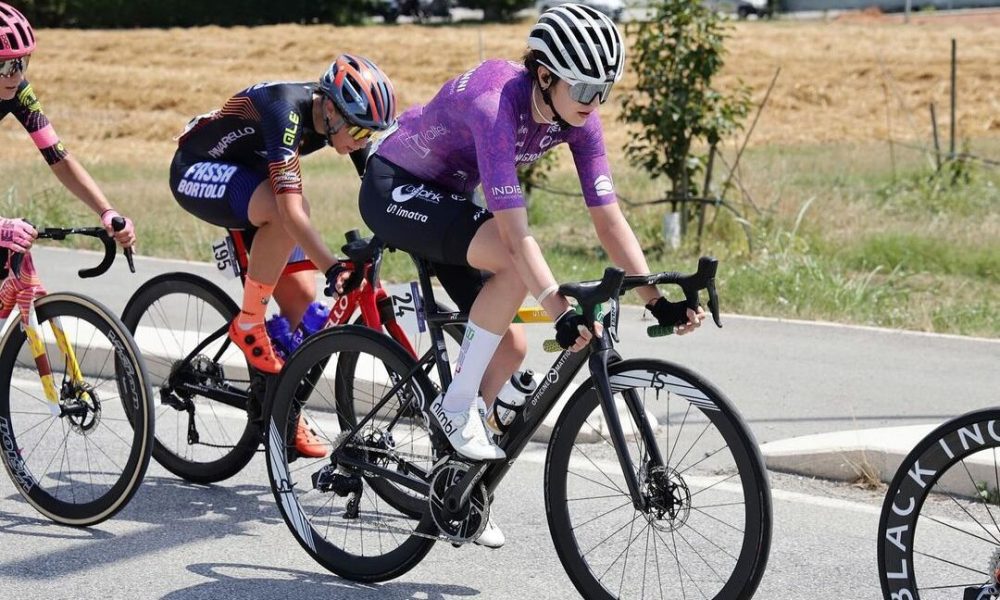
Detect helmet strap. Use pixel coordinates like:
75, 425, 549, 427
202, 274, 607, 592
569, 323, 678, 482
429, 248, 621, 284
537, 78, 569, 129
322, 100, 346, 147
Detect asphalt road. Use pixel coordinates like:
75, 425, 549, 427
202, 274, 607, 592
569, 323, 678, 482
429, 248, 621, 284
0, 246, 996, 599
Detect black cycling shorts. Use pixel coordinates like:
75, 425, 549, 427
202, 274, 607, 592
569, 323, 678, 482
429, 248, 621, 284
170, 150, 306, 264
359, 154, 493, 312
170, 150, 266, 230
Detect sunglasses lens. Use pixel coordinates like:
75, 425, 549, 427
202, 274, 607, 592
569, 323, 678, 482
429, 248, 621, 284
570, 82, 613, 105
0, 56, 27, 77
348, 126, 373, 141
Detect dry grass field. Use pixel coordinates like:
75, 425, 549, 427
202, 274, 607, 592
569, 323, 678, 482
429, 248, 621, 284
1, 18, 998, 163
1, 17, 997, 335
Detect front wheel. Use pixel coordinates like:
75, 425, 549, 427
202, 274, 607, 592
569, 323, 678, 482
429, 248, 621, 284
545, 358, 771, 599
0, 293, 153, 525
878, 408, 1000, 600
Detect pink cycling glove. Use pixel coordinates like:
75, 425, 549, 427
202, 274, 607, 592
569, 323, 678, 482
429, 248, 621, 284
100, 209, 136, 248
0, 218, 37, 253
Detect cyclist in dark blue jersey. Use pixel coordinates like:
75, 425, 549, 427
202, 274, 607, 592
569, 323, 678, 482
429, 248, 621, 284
170, 54, 396, 380
0, 2, 137, 253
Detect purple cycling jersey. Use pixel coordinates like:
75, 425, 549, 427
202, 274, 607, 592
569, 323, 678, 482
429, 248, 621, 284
375, 59, 617, 212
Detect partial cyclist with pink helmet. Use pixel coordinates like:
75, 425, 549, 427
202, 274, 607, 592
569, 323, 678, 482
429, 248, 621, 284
169, 53, 396, 456
0, 2, 137, 254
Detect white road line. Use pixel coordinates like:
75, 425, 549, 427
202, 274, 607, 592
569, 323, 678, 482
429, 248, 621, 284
516, 445, 883, 516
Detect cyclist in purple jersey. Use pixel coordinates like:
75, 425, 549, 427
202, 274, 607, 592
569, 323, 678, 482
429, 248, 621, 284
360, 5, 705, 547
171, 54, 396, 379
0, 2, 136, 253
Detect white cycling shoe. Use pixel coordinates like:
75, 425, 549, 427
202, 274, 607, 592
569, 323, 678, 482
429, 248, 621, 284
474, 515, 505, 549
429, 394, 505, 462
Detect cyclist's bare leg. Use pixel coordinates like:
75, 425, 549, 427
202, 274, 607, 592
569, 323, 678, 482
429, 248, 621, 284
274, 270, 316, 328
227, 181, 298, 373
246, 181, 300, 284
463, 220, 529, 404
480, 325, 527, 408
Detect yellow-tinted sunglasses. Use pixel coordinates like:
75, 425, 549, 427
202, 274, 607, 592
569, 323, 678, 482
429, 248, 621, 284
347, 125, 375, 141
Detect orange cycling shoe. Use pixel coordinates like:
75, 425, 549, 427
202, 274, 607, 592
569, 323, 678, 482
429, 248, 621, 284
295, 413, 330, 458
228, 320, 284, 374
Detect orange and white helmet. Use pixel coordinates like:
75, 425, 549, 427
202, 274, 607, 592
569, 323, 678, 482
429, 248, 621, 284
319, 54, 397, 131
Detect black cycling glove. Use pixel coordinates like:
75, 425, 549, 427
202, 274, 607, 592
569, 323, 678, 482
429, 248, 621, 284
324, 264, 348, 297
647, 297, 691, 328
555, 310, 588, 350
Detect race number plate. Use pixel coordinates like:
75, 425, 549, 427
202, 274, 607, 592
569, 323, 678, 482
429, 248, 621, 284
211, 237, 240, 280
388, 281, 426, 335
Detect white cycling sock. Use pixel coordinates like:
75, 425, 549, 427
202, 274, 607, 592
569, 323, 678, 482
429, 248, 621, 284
442, 321, 502, 412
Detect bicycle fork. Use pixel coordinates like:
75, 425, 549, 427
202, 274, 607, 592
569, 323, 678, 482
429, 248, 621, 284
589, 349, 665, 513
20, 308, 86, 415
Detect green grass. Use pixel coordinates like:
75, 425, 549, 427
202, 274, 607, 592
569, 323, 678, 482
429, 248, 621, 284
6, 137, 999, 337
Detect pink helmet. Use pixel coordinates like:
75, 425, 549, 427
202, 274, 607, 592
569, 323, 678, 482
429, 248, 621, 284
0, 2, 35, 60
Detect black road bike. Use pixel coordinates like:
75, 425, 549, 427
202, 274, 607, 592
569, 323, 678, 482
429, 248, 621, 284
265, 252, 773, 599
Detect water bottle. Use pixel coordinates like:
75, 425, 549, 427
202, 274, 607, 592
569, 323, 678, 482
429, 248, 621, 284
265, 314, 296, 359
294, 301, 331, 346
486, 370, 537, 436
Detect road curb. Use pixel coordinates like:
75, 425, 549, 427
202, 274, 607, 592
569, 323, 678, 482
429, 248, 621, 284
760, 425, 939, 483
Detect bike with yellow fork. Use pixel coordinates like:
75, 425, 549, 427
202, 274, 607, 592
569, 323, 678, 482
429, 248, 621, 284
0, 222, 153, 526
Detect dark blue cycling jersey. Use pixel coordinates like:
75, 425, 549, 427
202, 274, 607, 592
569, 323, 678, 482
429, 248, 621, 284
176, 81, 329, 197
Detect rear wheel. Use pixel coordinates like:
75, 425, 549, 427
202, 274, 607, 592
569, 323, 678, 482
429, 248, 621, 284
267, 325, 439, 582
121, 273, 259, 483
0, 293, 153, 525
545, 358, 771, 599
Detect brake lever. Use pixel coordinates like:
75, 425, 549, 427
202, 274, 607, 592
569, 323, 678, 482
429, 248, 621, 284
111, 216, 135, 274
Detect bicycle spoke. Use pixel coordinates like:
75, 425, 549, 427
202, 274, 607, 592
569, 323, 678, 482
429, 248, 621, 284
687, 472, 740, 500
959, 458, 1000, 538
582, 510, 643, 560
913, 548, 988, 575
567, 466, 628, 496
669, 421, 713, 473
943, 492, 1000, 545
570, 442, 630, 496
571, 499, 634, 532
922, 513, 1000, 546
667, 404, 693, 468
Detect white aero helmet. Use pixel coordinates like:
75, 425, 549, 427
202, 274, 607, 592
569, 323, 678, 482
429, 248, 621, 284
528, 3, 625, 86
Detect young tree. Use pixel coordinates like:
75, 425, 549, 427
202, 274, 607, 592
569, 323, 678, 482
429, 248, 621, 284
620, 0, 751, 204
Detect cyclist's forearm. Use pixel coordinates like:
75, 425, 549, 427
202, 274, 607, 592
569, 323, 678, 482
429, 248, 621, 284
593, 209, 660, 305
275, 195, 336, 272
49, 156, 113, 216
507, 235, 569, 318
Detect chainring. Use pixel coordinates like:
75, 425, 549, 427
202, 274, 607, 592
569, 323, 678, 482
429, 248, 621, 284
428, 460, 489, 544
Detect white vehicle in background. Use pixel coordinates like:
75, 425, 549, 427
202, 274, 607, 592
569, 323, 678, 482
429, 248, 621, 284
736, 0, 773, 18
535, 0, 626, 21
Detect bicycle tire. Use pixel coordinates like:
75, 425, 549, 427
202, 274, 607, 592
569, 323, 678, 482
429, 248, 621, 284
121, 273, 259, 483
545, 358, 771, 600
0, 292, 153, 526
877, 408, 1000, 600
333, 301, 465, 517
267, 325, 439, 582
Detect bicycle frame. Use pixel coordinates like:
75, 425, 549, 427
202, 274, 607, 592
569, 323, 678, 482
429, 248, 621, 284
333, 257, 668, 519
165, 231, 417, 418
229, 229, 417, 357
1, 228, 126, 416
